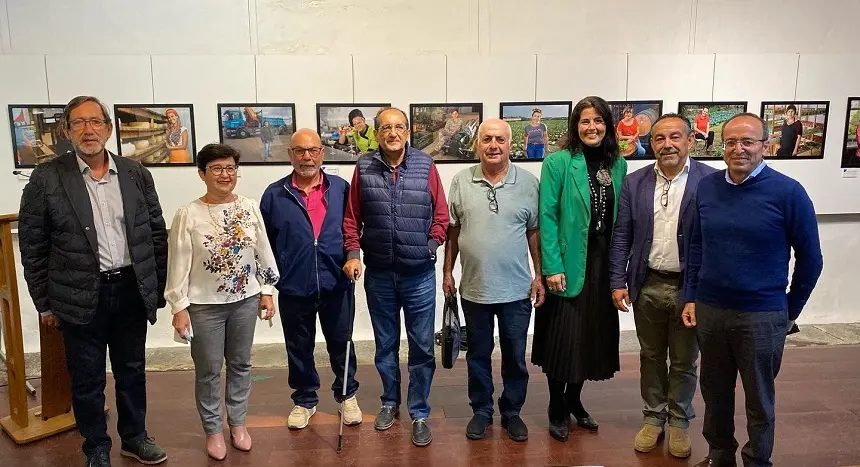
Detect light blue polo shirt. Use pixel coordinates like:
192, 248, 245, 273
448, 163, 540, 304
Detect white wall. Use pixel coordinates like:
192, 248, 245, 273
1, 1, 859, 352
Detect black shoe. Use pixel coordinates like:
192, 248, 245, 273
85, 448, 111, 467
501, 415, 528, 442
119, 437, 167, 465
693, 458, 737, 467
466, 414, 492, 440
374, 406, 399, 431
575, 415, 599, 432
411, 419, 432, 447
548, 407, 569, 442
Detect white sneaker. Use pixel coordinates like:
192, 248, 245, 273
287, 405, 316, 429
339, 395, 363, 426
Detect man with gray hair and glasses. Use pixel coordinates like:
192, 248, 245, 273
18, 96, 168, 467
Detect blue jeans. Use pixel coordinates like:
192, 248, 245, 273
696, 302, 787, 467
365, 268, 436, 420
461, 298, 531, 419
635, 141, 646, 157
526, 143, 545, 159
263, 141, 271, 159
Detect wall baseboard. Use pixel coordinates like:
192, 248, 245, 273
2, 324, 857, 382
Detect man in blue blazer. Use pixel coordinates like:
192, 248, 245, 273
609, 113, 718, 459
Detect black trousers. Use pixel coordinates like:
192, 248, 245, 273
696, 131, 715, 148
61, 272, 149, 455
279, 289, 359, 408
696, 302, 787, 467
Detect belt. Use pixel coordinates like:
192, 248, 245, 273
647, 268, 680, 280
100, 265, 135, 283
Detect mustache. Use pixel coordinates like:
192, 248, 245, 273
659, 148, 679, 155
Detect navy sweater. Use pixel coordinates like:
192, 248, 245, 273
685, 166, 823, 320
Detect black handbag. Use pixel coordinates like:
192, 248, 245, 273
440, 294, 462, 369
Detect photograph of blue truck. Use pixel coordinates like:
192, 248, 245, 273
217, 103, 296, 164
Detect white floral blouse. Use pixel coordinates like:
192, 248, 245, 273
165, 195, 279, 314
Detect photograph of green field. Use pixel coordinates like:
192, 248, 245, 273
500, 101, 571, 161
678, 101, 748, 160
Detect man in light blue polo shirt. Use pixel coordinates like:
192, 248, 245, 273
442, 118, 544, 443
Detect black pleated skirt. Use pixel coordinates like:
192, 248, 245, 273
531, 230, 620, 383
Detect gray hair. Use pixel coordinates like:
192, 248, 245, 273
652, 113, 693, 135
720, 112, 769, 140
374, 107, 409, 131
62, 96, 112, 130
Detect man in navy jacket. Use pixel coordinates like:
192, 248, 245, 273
260, 128, 361, 430
610, 114, 717, 459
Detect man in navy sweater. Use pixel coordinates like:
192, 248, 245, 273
682, 113, 823, 467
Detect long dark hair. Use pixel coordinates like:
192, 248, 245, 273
561, 96, 618, 167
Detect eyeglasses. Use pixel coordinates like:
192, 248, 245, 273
69, 118, 108, 131
207, 166, 237, 176
660, 178, 671, 208
378, 123, 408, 134
722, 138, 766, 150
290, 147, 324, 157
487, 188, 498, 213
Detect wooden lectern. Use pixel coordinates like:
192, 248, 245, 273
0, 213, 77, 443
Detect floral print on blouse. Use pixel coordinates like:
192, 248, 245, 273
164, 196, 280, 313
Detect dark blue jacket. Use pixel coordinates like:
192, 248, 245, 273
609, 158, 718, 303
260, 170, 349, 297
356, 148, 435, 275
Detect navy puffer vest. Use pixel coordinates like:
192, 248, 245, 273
357, 147, 434, 275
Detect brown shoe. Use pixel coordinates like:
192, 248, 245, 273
667, 426, 691, 458
229, 425, 252, 452
633, 424, 664, 453
206, 433, 227, 461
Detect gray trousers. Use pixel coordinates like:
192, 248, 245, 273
188, 294, 259, 434
633, 271, 698, 428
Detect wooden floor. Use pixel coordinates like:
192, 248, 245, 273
2, 345, 859, 466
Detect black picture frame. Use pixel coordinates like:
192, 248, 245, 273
499, 100, 572, 162
677, 101, 749, 160
216, 103, 297, 166
759, 100, 829, 160
114, 104, 197, 166
607, 100, 664, 160
409, 102, 484, 162
316, 103, 391, 164
8, 104, 71, 169
841, 97, 860, 169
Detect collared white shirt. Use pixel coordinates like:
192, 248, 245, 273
648, 157, 691, 272
725, 160, 767, 185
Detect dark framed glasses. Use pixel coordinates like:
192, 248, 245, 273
487, 188, 498, 213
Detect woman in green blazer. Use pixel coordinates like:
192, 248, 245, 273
532, 96, 627, 442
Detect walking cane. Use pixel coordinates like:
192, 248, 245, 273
337, 279, 356, 453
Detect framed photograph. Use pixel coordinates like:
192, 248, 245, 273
678, 101, 748, 159
607, 100, 663, 159
114, 104, 197, 166
842, 97, 860, 168
410, 103, 483, 162
500, 101, 571, 161
8, 105, 73, 168
316, 103, 390, 163
760, 101, 828, 159
217, 104, 296, 165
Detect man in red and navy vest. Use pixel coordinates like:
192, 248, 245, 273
343, 107, 449, 447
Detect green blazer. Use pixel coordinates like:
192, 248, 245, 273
539, 149, 627, 298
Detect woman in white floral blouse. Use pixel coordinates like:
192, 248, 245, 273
165, 143, 279, 460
